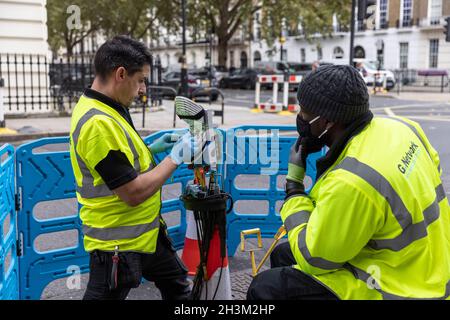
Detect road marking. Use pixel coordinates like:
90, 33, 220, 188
371, 103, 444, 111
405, 116, 450, 122
384, 107, 395, 116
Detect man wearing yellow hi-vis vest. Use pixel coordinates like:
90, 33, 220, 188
70, 36, 200, 300
247, 65, 450, 300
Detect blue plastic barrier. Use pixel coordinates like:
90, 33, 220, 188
15, 129, 203, 299
0, 144, 18, 300
223, 126, 326, 256
15, 137, 88, 300
2, 125, 322, 299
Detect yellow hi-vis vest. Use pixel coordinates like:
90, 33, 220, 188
70, 94, 160, 253
281, 116, 450, 299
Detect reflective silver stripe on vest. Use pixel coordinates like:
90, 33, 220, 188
298, 228, 344, 270
82, 218, 159, 241
384, 116, 441, 173
345, 264, 450, 300
284, 210, 310, 233
369, 184, 447, 251
72, 107, 154, 198
335, 157, 412, 230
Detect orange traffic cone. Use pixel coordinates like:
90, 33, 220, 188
181, 211, 200, 276
201, 226, 232, 300
181, 212, 232, 300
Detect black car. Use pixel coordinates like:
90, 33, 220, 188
286, 62, 313, 76
219, 68, 260, 90
49, 63, 94, 97
158, 70, 218, 101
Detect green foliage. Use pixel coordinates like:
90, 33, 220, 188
47, 0, 178, 55
47, 0, 351, 61
260, 0, 351, 47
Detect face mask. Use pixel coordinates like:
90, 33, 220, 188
296, 114, 332, 144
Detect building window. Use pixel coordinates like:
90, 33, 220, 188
240, 51, 248, 68
253, 51, 262, 63
317, 46, 323, 61
402, 0, 412, 27
429, 0, 442, 24
300, 48, 306, 63
333, 47, 344, 59
379, 0, 388, 28
354, 46, 366, 59
399, 42, 409, 69
429, 39, 439, 68
229, 50, 234, 68
281, 49, 287, 61
191, 52, 197, 68
256, 27, 261, 41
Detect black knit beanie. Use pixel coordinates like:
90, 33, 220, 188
297, 65, 369, 124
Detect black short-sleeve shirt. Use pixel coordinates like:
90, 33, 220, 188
84, 88, 140, 190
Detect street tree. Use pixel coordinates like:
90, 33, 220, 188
47, 0, 177, 56
47, 0, 101, 57
184, 0, 351, 67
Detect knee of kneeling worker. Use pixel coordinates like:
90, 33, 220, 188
246, 273, 267, 300
270, 242, 291, 268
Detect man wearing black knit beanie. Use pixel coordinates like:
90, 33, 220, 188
247, 65, 450, 300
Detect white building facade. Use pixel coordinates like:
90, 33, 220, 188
0, 0, 48, 55
251, 0, 450, 71
0, 0, 50, 115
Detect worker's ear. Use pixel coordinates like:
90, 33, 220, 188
115, 67, 127, 82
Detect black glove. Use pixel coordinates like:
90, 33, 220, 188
285, 137, 322, 198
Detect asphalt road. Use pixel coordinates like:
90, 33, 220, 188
5, 90, 450, 299
220, 88, 423, 109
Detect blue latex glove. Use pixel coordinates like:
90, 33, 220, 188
149, 133, 180, 154
168, 132, 202, 166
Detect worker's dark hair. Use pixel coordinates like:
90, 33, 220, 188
94, 35, 152, 80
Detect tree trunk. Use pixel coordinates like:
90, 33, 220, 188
65, 37, 73, 59
217, 37, 228, 68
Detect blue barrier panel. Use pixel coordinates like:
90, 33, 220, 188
223, 125, 324, 256
14, 130, 200, 299
11, 125, 321, 299
0, 144, 19, 300
16, 137, 88, 300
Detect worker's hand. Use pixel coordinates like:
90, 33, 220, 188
286, 137, 306, 184
149, 133, 180, 154
168, 132, 202, 166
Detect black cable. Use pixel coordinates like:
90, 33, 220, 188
212, 256, 225, 300
184, 192, 231, 300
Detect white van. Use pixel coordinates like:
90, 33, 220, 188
353, 59, 396, 90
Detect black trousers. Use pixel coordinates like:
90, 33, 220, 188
83, 228, 191, 300
247, 242, 338, 300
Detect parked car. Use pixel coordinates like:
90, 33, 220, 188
219, 68, 260, 90
49, 63, 94, 97
189, 67, 219, 87
158, 70, 219, 101
286, 62, 313, 76
353, 59, 396, 90
213, 65, 230, 83
253, 61, 291, 74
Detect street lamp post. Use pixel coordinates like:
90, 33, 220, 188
349, 0, 356, 66
209, 29, 213, 87
279, 36, 286, 61
181, 0, 188, 97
